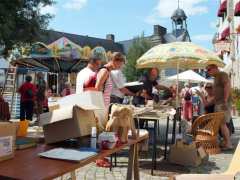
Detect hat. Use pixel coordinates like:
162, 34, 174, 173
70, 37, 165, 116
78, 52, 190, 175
90, 47, 107, 62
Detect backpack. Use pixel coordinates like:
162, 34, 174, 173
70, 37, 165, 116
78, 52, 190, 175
184, 90, 191, 101
25, 89, 33, 99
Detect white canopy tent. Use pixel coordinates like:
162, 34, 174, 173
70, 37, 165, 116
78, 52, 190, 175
166, 70, 211, 83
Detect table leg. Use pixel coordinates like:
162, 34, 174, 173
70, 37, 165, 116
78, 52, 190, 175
172, 115, 177, 144
151, 120, 157, 175
127, 144, 134, 180
164, 116, 170, 159
114, 153, 117, 167
133, 144, 140, 180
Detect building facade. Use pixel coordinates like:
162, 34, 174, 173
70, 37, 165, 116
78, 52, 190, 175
214, 0, 240, 89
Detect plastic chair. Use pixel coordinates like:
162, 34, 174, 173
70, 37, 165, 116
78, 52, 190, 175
191, 112, 224, 154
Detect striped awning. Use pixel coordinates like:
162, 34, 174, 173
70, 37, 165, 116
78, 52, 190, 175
220, 27, 230, 40
218, 0, 227, 17
235, 1, 240, 16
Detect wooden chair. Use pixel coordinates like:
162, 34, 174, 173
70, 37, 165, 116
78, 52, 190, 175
224, 141, 240, 175
191, 112, 224, 155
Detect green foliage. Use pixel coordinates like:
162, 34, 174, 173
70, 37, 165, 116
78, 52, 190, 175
232, 88, 240, 112
0, 0, 54, 56
123, 34, 152, 81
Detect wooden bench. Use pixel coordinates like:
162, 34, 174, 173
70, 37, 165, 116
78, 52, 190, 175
172, 141, 240, 180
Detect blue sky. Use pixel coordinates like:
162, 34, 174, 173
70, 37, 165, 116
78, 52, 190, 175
41, 0, 219, 50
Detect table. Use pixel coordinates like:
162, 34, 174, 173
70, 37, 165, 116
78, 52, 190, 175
0, 133, 148, 180
135, 107, 177, 175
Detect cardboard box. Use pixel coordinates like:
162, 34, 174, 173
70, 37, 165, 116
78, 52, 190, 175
48, 104, 60, 112
169, 140, 208, 167
50, 92, 107, 130
40, 105, 99, 144
0, 122, 17, 162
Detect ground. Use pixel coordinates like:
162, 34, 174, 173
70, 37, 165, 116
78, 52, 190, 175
54, 117, 240, 180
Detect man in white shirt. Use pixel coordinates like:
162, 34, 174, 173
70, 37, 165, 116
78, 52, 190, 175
111, 69, 135, 103
76, 53, 103, 93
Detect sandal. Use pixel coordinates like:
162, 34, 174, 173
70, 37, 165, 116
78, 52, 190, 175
96, 158, 111, 168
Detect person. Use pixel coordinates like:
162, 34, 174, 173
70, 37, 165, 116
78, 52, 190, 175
206, 64, 233, 149
196, 83, 215, 114
61, 82, 75, 97
95, 52, 125, 108
197, 82, 206, 115
36, 72, 47, 115
42, 88, 53, 113
140, 68, 169, 100
18, 75, 37, 121
180, 83, 193, 121
76, 52, 103, 93
110, 67, 135, 104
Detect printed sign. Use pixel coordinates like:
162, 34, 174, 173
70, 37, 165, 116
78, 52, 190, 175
0, 136, 13, 157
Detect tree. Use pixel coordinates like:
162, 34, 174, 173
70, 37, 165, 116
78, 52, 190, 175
123, 34, 152, 81
0, 0, 54, 56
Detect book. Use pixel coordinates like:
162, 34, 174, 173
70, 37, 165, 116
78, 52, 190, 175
39, 148, 97, 162
15, 138, 37, 150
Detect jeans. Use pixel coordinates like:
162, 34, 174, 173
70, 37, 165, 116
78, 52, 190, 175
20, 100, 34, 121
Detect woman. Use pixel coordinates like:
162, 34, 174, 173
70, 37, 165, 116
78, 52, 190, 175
61, 82, 75, 97
180, 83, 193, 121
196, 83, 215, 114
94, 52, 125, 168
95, 52, 125, 108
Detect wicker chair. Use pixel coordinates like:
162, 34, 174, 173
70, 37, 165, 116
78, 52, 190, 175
191, 112, 225, 155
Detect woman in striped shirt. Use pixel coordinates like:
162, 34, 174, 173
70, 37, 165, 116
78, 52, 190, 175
95, 52, 125, 109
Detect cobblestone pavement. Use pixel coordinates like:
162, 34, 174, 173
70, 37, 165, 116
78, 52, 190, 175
55, 117, 240, 180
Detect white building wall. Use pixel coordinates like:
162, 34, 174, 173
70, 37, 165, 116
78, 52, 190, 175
216, 0, 240, 89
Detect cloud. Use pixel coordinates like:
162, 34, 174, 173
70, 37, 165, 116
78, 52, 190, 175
145, 0, 208, 24
63, 0, 87, 10
210, 21, 217, 29
192, 34, 213, 41
40, 5, 58, 15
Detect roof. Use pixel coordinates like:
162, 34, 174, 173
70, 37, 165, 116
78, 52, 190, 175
38, 30, 124, 53
164, 29, 191, 43
171, 8, 187, 21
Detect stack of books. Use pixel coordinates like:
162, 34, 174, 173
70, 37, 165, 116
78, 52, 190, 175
15, 137, 37, 150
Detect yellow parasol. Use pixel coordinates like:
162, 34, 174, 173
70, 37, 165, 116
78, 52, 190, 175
136, 42, 225, 107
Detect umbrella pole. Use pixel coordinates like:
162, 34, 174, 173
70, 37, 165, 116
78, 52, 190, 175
176, 60, 179, 108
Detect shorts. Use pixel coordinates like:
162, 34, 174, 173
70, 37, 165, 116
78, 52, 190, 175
215, 103, 231, 124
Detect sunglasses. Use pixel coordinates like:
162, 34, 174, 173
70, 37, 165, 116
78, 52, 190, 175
205, 86, 212, 89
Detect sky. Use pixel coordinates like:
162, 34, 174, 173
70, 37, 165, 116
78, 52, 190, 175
41, 0, 220, 50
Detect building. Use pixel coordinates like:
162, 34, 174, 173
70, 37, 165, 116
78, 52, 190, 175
213, 0, 240, 89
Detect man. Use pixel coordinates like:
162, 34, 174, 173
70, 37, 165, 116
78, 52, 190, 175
206, 64, 232, 149
111, 68, 135, 104
36, 72, 46, 115
18, 75, 37, 121
76, 52, 103, 93
140, 68, 168, 100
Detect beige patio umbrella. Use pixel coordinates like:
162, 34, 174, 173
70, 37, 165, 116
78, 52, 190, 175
136, 42, 225, 106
